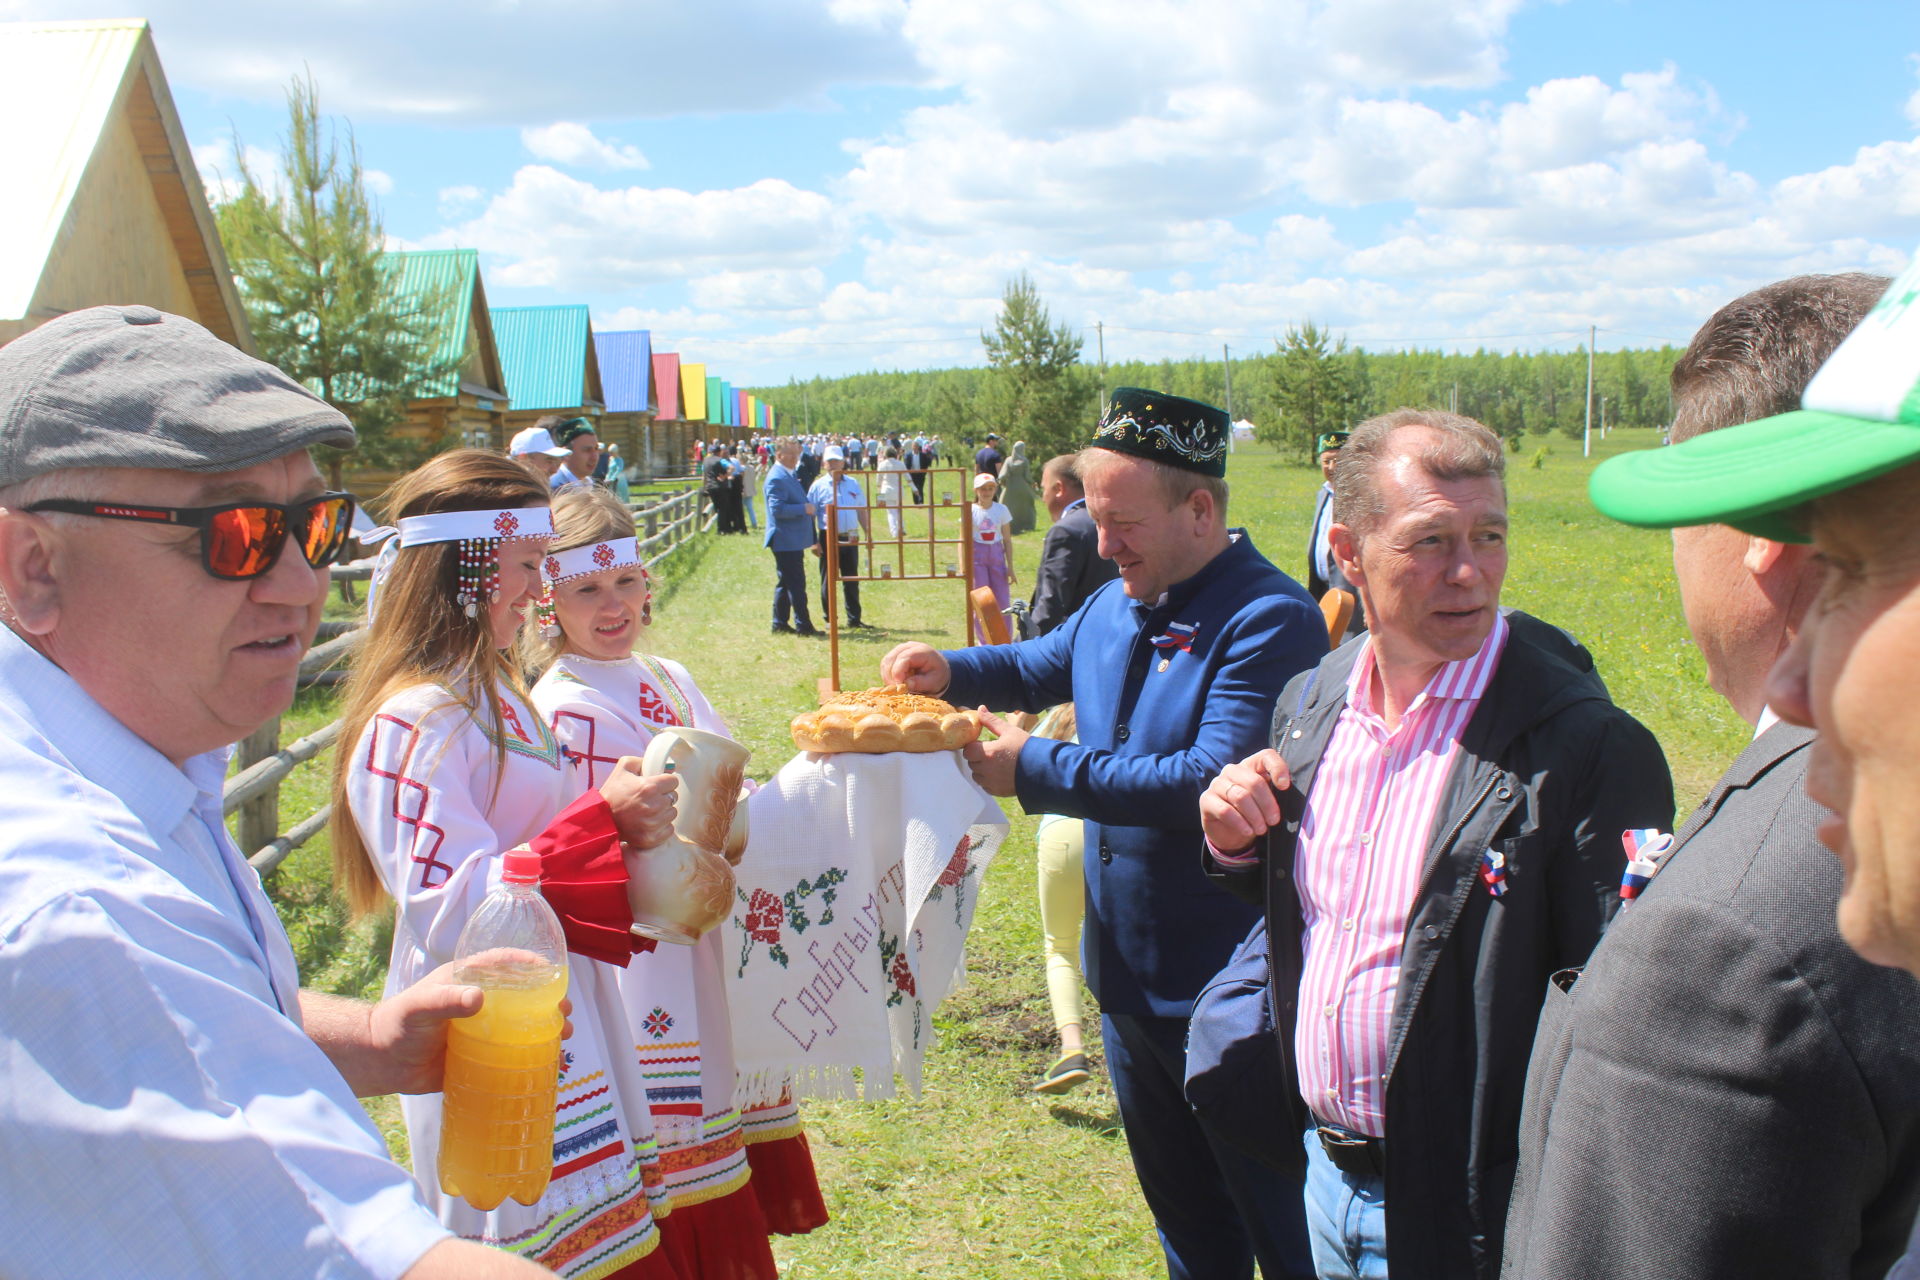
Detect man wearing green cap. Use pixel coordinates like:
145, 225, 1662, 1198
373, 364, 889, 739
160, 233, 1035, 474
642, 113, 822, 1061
1505, 272, 1920, 1280
1582, 253, 1920, 1280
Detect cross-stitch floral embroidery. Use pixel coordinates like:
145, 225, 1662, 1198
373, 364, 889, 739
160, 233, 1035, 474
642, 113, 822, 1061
734, 869, 848, 977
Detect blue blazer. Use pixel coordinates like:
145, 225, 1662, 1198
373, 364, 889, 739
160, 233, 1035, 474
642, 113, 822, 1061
763, 464, 814, 552
944, 534, 1326, 1016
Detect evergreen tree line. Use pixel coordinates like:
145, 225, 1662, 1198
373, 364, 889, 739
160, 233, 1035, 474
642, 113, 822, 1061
754, 337, 1682, 465
752, 280, 1683, 466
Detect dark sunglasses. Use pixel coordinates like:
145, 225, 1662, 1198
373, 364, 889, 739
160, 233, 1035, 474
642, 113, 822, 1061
26, 492, 358, 580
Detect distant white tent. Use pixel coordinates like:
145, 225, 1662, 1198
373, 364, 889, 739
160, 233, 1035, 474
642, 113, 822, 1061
1232, 419, 1257, 441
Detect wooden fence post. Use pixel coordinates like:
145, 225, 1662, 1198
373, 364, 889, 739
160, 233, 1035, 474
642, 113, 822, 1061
234, 720, 279, 857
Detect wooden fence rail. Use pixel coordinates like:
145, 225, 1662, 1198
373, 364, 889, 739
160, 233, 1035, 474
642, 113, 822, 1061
229, 487, 710, 875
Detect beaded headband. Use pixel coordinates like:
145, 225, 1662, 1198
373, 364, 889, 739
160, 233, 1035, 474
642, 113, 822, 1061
394, 507, 554, 547
365, 506, 555, 620
540, 536, 640, 584
535, 536, 650, 638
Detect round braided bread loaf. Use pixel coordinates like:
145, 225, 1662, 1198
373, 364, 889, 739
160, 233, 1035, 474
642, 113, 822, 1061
791, 686, 981, 754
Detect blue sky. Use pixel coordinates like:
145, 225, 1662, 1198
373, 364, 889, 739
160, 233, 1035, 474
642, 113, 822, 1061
9, 0, 1919, 384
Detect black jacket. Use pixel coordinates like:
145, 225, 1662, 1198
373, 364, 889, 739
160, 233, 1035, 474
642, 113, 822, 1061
1028, 502, 1118, 636
1210, 610, 1673, 1279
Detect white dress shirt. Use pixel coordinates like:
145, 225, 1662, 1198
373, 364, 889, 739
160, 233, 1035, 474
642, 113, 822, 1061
0, 624, 449, 1279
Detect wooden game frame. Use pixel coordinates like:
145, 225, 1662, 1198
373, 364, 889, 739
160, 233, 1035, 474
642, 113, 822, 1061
819, 465, 979, 690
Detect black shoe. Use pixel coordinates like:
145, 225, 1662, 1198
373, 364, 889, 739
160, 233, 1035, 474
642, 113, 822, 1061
847, 619, 874, 630
794, 625, 823, 638
771, 623, 795, 635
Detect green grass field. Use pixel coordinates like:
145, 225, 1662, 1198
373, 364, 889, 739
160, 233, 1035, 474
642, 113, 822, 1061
254, 428, 1732, 1277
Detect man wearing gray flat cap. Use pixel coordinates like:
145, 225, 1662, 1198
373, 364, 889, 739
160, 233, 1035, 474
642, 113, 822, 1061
0, 307, 547, 1279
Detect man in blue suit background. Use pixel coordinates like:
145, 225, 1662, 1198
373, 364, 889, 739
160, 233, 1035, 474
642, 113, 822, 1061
883, 389, 1325, 1280
764, 437, 820, 636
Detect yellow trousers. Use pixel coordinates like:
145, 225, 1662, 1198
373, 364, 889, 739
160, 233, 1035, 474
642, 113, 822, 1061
1036, 818, 1086, 1033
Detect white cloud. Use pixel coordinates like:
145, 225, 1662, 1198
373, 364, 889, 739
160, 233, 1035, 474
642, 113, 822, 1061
520, 122, 649, 171
13, 0, 925, 123
437, 184, 486, 220
1771, 138, 1920, 241
191, 137, 281, 204
425, 167, 844, 291
1310, 0, 1524, 90
687, 268, 829, 312
363, 168, 395, 195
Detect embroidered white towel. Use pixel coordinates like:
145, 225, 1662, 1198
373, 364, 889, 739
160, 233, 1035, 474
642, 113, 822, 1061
726, 748, 1007, 1103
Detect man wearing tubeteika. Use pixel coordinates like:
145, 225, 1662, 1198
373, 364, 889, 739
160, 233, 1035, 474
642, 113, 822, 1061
883, 388, 1325, 1280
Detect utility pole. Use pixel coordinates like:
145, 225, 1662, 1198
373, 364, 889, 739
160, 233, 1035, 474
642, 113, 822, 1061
1222, 343, 1235, 419
1583, 324, 1595, 459
1451, 382, 1459, 414
1097, 321, 1108, 413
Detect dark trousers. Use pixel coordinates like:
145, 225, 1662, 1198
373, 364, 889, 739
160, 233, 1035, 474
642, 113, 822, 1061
1103, 1012, 1314, 1280
815, 531, 862, 625
771, 549, 812, 629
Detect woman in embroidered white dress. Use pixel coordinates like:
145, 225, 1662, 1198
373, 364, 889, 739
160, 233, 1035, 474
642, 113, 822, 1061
331, 451, 689, 1280
528, 487, 828, 1278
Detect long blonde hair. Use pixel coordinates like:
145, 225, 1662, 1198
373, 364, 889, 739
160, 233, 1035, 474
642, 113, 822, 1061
519, 484, 641, 671
329, 449, 550, 917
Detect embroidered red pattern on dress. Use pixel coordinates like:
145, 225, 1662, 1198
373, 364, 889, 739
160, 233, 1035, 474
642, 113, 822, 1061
553, 710, 622, 789
635, 683, 683, 727
498, 698, 533, 744
363, 714, 453, 889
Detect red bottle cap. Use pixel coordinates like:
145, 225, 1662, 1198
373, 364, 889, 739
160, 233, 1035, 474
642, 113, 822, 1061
501, 848, 541, 884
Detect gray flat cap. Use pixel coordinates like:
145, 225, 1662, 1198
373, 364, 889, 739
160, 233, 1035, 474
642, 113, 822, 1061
0, 305, 355, 488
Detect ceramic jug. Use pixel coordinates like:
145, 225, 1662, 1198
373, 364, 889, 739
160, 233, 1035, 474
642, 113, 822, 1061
628, 727, 749, 946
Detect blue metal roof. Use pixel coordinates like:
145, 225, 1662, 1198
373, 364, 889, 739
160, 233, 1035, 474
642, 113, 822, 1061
593, 329, 652, 413
490, 304, 599, 412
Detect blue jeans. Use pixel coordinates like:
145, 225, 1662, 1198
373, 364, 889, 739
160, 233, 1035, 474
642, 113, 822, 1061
1103, 1013, 1313, 1279
1301, 1128, 1388, 1280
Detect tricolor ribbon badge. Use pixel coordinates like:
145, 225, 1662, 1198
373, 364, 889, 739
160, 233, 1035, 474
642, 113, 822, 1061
1479, 847, 1509, 898
1150, 620, 1200, 657
1620, 828, 1675, 901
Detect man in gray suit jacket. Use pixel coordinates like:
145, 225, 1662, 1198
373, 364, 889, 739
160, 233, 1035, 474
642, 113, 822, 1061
1504, 273, 1920, 1280
1028, 452, 1118, 636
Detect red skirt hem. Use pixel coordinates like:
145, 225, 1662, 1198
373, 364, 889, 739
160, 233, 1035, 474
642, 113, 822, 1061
745, 1132, 830, 1236
654, 1186, 780, 1280
598, 1237, 690, 1280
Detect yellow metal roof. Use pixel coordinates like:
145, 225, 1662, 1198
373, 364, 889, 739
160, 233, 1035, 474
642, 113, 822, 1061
0, 20, 151, 322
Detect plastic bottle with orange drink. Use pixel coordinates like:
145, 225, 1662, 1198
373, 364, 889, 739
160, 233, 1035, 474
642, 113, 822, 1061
437, 847, 569, 1211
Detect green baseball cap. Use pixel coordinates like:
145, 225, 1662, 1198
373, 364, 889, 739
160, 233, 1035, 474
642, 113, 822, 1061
1590, 252, 1920, 543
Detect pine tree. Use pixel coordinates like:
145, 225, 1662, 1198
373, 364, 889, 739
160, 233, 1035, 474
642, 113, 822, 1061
214, 76, 457, 486
1265, 322, 1366, 459
980, 273, 1095, 460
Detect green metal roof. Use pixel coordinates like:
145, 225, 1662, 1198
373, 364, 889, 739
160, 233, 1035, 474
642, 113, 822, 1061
380, 249, 494, 399
491, 304, 601, 412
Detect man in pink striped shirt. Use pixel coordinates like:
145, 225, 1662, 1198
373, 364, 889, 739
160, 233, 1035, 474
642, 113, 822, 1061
1200, 409, 1671, 1280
